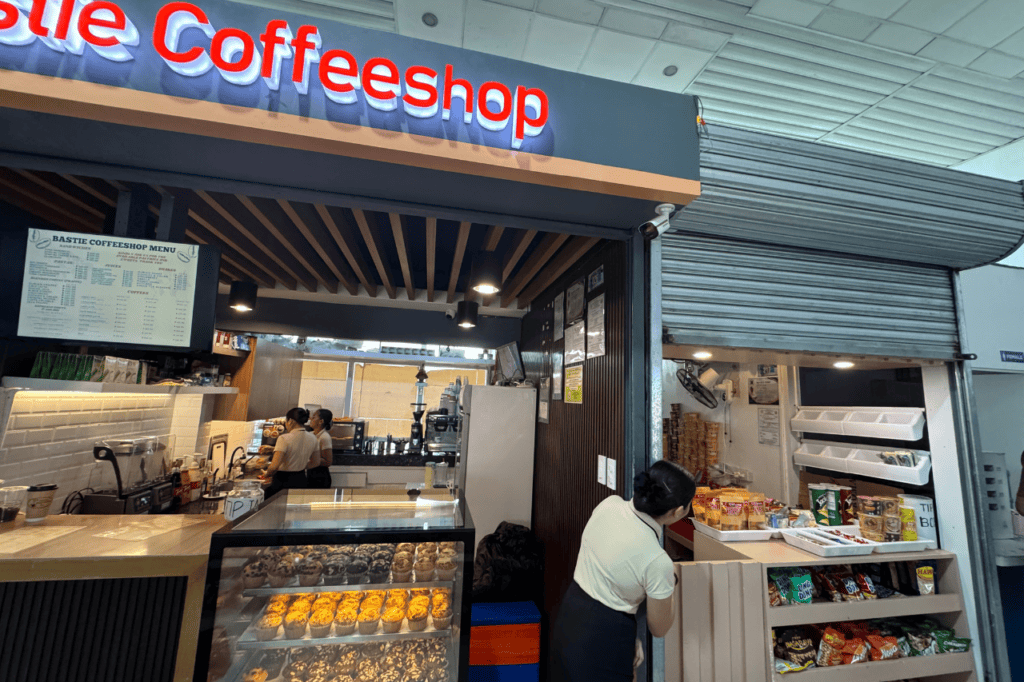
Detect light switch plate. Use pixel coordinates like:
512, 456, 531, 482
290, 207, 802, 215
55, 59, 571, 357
606, 458, 616, 490
598, 455, 607, 485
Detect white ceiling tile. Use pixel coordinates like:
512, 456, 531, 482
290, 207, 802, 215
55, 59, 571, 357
916, 36, 986, 67
487, 0, 535, 9
945, 0, 1024, 49
579, 29, 656, 82
998, 28, 1024, 59
809, 9, 880, 41
396, 0, 465, 47
968, 51, 1024, 79
747, 0, 824, 28
865, 23, 934, 54
464, 0, 531, 60
953, 137, 1024, 182
889, 0, 983, 34
523, 14, 597, 71
633, 41, 713, 91
536, 0, 604, 25
662, 22, 730, 52
600, 7, 667, 39
829, 0, 909, 20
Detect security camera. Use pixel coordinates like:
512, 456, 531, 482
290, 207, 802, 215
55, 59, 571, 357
444, 308, 456, 320
639, 203, 676, 240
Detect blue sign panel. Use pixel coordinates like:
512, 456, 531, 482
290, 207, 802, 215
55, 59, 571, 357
1000, 351, 1024, 363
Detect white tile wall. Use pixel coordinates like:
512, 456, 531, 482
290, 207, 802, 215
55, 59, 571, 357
206, 420, 259, 474
0, 392, 175, 513
170, 394, 205, 460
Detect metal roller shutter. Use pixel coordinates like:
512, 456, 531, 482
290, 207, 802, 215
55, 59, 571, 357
661, 234, 959, 359
676, 125, 1024, 270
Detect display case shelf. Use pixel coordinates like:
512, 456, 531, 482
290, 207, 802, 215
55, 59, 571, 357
242, 580, 455, 597
767, 593, 963, 628
236, 621, 453, 650
770, 652, 973, 682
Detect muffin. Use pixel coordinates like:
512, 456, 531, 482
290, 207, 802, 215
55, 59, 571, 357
438, 541, 457, 552
357, 608, 380, 635
428, 669, 450, 682
255, 613, 282, 641
382, 606, 405, 634
438, 548, 458, 560
396, 542, 415, 554
410, 588, 430, 599
368, 559, 391, 584
310, 609, 335, 638
291, 647, 316, 664
242, 561, 268, 589
391, 555, 413, 583
243, 668, 268, 682
430, 593, 450, 610
363, 590, 385, 602
407, 603, 428, 632
259, 650, 287, 678
323, 556, 350, 586
297, 558, 324, 587
371, 550, 393, 563
435, 556, 457, 581
283, 661, 308, 680
341, 593, 362, 608
334, 606, 357, 636
410, 595, 430, 612
414, 558, 435, 582
335, 648, 359, 675
405, 664, 428, 682
360, 596, 384, 613
383, 652, 406, 673
416, 542, 437, 555
307, 660, 332, 681
269, 560, 297, 588
265, 601, 288, 616
359, 642, 387, 658
432, 587, 451, 599
289, 599, 313, 615
357, 659, 381, 679
431, 603, 452, 630
380, 670, 404, 682
346, 559, 368, 585
312, 598, 336, 612
385, 595, 408, 611
284, 611, 309, 639
424, 651, 446, 670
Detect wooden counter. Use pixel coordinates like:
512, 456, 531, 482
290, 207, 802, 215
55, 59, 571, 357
0, 514, 226, 682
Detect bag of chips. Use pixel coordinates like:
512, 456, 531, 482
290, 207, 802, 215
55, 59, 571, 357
936, 633, 972, 653
867, 635, 900, 661
906, 629, 937, 657
817, 628, 846, 667
790, 571, 814, 605
838, 573, 864, 601
841, 638, 869, 665
855, 573, 878, 600
916, 561, 937, 596
778, 629, 817, 668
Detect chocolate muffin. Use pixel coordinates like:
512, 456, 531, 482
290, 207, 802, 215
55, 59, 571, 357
259, 650, 287, 678
346, 559, 368, 585
368, 559, 391, 583
322, 556, 350, 585
371, 550, 393, 563
356, 659, 381, 679
332, 545, 356, 556
428, 669, 451, 682
335, 649, 359, 676
290, 647, 316, 664
283, 660, 308, 680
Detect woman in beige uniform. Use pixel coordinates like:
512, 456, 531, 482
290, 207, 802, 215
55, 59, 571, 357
262, 407, 318, 498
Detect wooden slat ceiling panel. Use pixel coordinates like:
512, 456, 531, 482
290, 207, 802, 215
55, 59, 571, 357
0, 167, 605, 311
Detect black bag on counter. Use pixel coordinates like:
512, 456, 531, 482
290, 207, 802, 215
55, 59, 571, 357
472, 521, 544, 603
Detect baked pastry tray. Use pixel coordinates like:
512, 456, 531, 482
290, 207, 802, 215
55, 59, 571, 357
236, 620, 453, 650
242, 580, 455, 597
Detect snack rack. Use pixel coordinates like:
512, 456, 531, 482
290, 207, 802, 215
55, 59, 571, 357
664, 535, 977, 682
195, 490, 475, 682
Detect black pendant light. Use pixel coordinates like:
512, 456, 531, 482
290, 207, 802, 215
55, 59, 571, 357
455, 300, 479, 329
229, 281, 258, 312
469, 252, 502, 295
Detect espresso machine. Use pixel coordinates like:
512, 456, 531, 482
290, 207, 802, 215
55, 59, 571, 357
408, 366, 429, 455
82, 435, 175, 514
424, 377, 466, 455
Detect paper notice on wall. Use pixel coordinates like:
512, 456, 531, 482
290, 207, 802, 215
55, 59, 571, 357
565, 366, 583, 404
566, 279, 586, 322
18, 228, 199, 347
538, 377, 551, 424
553, 292, 564, 341
758, 407, 781, 446
586, 294, 605, 360
552, 351, 563, 400
564, 320, 586, 366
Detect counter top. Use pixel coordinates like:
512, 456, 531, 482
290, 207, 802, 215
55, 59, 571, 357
331, 453, 457, 467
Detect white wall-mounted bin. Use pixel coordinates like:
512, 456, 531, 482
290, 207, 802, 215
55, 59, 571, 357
793, 440, 932, 486
791, 406, 926, 441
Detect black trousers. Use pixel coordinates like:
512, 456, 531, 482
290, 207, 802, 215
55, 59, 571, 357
551, 581, 637, 682
307, 465, 332, 489
265, 470, 307, 498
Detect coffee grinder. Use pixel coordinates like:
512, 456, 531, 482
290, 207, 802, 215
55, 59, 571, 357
408, 365, 428, 455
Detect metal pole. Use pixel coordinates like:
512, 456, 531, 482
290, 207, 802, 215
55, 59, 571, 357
648, 236, 666, 682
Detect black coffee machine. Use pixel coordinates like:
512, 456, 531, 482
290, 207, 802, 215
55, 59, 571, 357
82, 438, 174, 514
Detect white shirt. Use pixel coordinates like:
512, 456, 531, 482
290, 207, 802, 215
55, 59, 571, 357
573, 496, 676, 614
274, 430, 319, 473
313, 430, 333, 468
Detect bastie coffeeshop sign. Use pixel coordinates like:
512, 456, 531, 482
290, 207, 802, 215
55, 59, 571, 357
0, 0, 550, 150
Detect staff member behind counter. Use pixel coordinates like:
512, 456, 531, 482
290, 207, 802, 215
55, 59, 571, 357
552, 460, 696, 682
307, 409, 334, 489
262, 407, 319, 497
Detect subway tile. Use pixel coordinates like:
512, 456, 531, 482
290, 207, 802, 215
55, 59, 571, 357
22, 429, 54, 445
2, 431, 26, 448
13, 413, 44, 430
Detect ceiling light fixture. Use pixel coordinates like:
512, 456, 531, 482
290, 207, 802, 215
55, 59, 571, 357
455, 300, 479, 329
693, 351, 712, 360
469, 252, 502, 295
663, 65, 678, 76
833, 361, 854, 369
228, 281, 258, 313
422, 12, 438, 27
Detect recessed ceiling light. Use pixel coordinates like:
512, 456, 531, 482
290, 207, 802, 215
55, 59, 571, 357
833, 361, 854, 369
663, 65, 678, 77
693, 351, 712, 360
422, 12, 438, 27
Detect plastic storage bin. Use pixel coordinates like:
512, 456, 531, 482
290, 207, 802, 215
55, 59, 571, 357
793, 440, 932, 486
791, 407, 926, 441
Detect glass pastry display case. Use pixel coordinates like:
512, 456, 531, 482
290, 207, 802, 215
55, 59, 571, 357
195, 489, 475, 682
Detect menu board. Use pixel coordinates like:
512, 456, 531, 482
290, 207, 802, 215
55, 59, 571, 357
18, 229, 199, 347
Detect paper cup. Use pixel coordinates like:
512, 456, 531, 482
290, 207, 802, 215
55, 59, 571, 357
899, 494, 936, 542
25, 484, 57, 522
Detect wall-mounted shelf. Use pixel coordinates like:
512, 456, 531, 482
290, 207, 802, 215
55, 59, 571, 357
0, 377, 238, 395
793, 440, 931, 486
770, 652, 973, 682
791, 406, 925, 441
768, 593, 963, 628
212, 347, 248, 358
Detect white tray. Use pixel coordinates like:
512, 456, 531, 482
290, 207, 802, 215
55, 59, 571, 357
782, 528, 878, 557
815, 525, 938, 553
693, 519, 779, 542
791, 407, 926, 441
793, 441, 932, 486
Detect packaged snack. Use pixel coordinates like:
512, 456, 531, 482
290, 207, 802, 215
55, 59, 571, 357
791, 509, 816, 528
768, 580, 785, 607
855, 573, 878, 599
706, 495, 722, 529
819, 572, 844, 603
837, 486, 855, 525
907, 629, 937, 656
900, 505, 918, 541
878, 497, 901, 516
858, 496, 881, 515
789, 572, 814, 604
720, 493, 747, 531
693, 487, 710, 524
817, 628, 846, 667
774, 658, 815, 674
841, 638, 869, 665
936, 633, 972, 653
867, 635, 900, 661
838, 573, 864, 601
778, 629, 817, 667
748, 493, 767, 530
916, 564, 936, 596
809, 485, 842, 526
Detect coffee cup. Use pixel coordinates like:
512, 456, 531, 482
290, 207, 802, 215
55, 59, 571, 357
0, 486, 28, 522
25, 483, 58, 522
